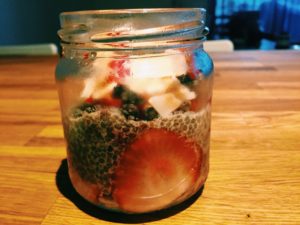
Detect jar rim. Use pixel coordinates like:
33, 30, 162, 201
60, 8, 206, 16
58, 8, 207, 50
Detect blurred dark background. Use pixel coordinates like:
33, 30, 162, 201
0, 0, 300, 50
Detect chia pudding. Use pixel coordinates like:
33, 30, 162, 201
57, 50, 213, 213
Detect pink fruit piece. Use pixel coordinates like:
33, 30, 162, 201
108, 59, 130, 81
113, 128, 201, 213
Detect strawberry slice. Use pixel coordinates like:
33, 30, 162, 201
113, 128, 201, 213
185, 53, 198, 80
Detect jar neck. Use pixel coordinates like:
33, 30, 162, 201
58, 8, 208, 51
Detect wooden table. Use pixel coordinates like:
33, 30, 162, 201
0, 50, 299, 225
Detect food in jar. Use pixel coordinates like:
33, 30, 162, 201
61, 50, 211, 213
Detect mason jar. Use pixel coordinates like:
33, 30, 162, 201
55, 8, 213, 213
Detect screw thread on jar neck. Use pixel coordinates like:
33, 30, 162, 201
58, 8, 208, 51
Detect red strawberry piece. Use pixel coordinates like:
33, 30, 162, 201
100, 97, 122, 108
113, 128, 201, 213
84, 97, 94, 104
185, 54, 198, 80
82, 52, 89, 60
108, 59, 130, 81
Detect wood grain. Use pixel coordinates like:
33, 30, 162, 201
0, 51, 300, 225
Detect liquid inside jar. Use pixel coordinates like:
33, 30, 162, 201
56, 48, 213, 213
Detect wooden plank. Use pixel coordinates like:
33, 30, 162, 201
0, 169, 59, 225
37, 126, 64, 138
0, 51, 300, 225
0, 146, 65, 172
0, 124, 44, 146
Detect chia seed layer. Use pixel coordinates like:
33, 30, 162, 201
65, 104, 211, 197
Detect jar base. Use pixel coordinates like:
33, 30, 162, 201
91, 184, 206, 216
56, 159, 205, 221
68, 162, 206, 214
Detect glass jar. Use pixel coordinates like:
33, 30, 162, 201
56, 8, 213, 214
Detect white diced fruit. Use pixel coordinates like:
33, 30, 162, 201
80, 59, 111, 99
92, 82, 117, 99
123, 77, 176, 97
149, 93, 182, 117
144, 77, 177, 96
80, 71, 115, 100
174, 85, 196, 101
81, 78, 96, 98
130, 50, 187, 78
